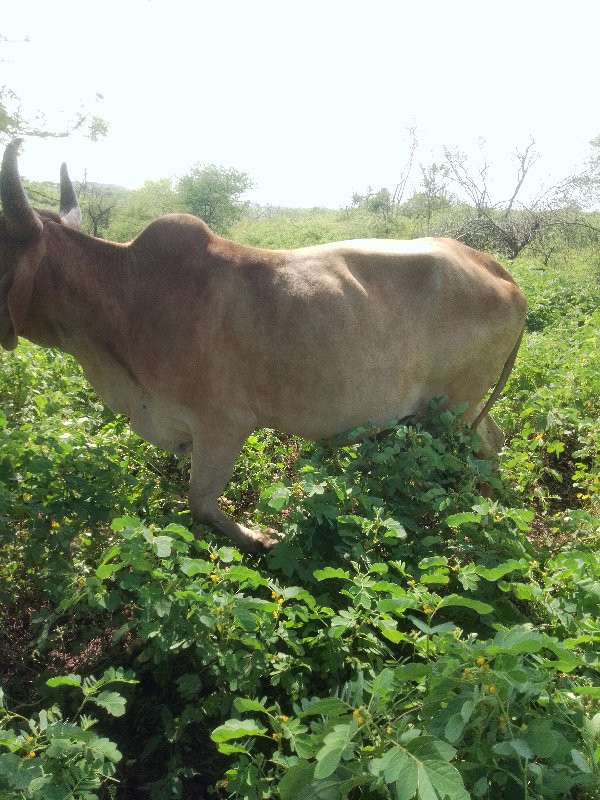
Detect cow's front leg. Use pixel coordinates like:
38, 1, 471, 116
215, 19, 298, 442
188, 427, 278, 553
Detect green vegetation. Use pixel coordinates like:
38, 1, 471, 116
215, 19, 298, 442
0, 205, 598, 799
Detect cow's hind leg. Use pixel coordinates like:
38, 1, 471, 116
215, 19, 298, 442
472, 408, 504, 459
188, 427, 278, 553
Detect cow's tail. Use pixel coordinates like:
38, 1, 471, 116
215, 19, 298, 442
471, 328, 524, 431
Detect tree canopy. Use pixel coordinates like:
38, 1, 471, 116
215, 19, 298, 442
176, 164, 252, 234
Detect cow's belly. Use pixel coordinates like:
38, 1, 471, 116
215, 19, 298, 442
128, 392, 193, 454
80, 356, 193, 454
261, 377, 426, 442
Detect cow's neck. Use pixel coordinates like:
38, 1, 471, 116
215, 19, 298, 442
25, 224, 139, 403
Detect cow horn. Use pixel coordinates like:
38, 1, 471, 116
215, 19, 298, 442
59, 162, 82, 229
1, 139, 43, 241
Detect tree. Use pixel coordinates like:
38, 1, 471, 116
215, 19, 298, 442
404, 162, 452, 235
562, 134, 600, 211
440, 139, 600, 259
0, 35, 107, 143
106, 179, 178, 242
176, 164, 252, 233
352, 127, 418, 223
77, 173, 124, 238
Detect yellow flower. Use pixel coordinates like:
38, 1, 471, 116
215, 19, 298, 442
277, 597, 284, 606
272, 732, 282, 741
22, 493, 32, 502
280, 715, 290, 723
422, 604, 434, 616
23, 751, 36, 760
51, 520, 61, 529
209, 552, 217, 561
483, 684, 497, 694
476, 657, 486, 666
462, 668, 473, 679
209, 573, 220, 583
386, 726, 394, 735
272, 609, 279, 619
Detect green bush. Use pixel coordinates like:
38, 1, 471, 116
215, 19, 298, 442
0, 245, 598, 798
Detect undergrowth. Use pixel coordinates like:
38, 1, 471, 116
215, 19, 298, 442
0, 251, 598, 799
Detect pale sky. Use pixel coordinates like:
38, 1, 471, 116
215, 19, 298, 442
2, 0, 598, 208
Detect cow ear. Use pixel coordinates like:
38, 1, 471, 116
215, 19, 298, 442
0, 272, 18, 350
0, 260, 36, 351
1, 140, 43, 241
59, 163, 82, 229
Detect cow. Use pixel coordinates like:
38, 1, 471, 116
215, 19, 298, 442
0, 139, 527, 552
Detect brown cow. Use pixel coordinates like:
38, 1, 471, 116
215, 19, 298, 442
0, 140, 527, 551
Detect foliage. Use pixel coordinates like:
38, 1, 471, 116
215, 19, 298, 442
229, 207, 414, 248
0, 41, 106, 144
0, 220, 598, 798
176, 164, 252, 234
105, 180, 178, 243
0, 670, 135, 799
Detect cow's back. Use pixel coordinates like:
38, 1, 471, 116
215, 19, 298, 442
126, 224, 526, 441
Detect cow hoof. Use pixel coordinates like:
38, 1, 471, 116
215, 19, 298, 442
236, 525, 279, 553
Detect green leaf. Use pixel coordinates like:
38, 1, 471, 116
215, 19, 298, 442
375, 738, 467, 800
571, 748, 592, 773
419, 556, 449, 569
179, 557, 212, 576
486, 625, 545, 656
445, 512, 481, 527
546, 439, 566, 455
378, 597, 417, 615
313, 567, 350, 580
444, 714, 465, 744
314, 723, 356, 779
437, 594, 494, 615
176, 673, 201, 700
261, 484, 291, 511
297, 698, 350, 718
227, 565, 268, 586
210, 718, 266, 745
372, 747, 417, 791
505, 508, 535, 531
572, 686, 600, 697
523, 720, 558, 758
217, 546, 239, 563
493, 738, 534, 759
153, 535, 172, 558
95, 561, 126, 579
93, 690, 126, 717
279, 761, 315, 800
164, 523, 194, 541
408, 616, 456, 635
233, 698, 270, 714
475, 559, 527, 580
417, 761, 469, 800
46, 674, 82, 688
89, 735, 122, 762
111, 516, 141, 531
382, 517, 407, 539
